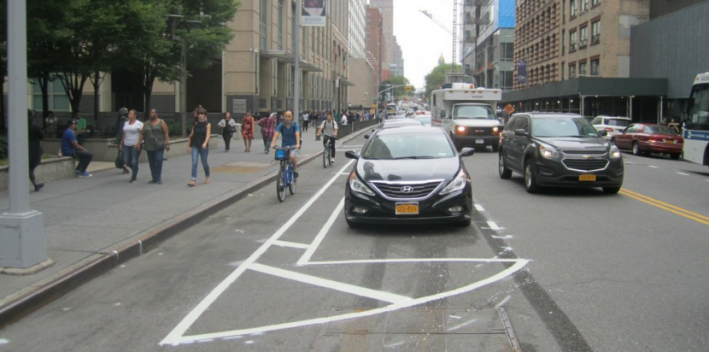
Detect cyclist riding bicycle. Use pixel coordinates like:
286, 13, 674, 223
270, 110, 301, 178
316, 112, 338, 163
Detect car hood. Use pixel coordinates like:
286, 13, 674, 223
535, 137, 609, 152
356, 158, 460, 183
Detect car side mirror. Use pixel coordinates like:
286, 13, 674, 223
364, 134, 370, 139
345, 150, 359, 159
514, 129, 528, 136
459, 147, 475, 157
599, 130, 608, 136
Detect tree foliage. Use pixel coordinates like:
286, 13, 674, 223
382, 75, 412, 98
424, 63, 462, 97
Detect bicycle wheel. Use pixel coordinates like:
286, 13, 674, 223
323, 145, 329, 168
288, 165, 297, 195
276, 163, 286, 202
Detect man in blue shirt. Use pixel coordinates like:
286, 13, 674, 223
62, 119, 93, 177
270, 110, 301, 178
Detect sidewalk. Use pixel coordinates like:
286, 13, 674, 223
0, 123, 373, 326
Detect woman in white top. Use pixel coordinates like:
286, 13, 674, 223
119, 109, 144, 183
217, 111, 238, 152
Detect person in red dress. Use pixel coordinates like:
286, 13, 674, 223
242, 111, 255, 152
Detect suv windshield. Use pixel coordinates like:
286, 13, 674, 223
453, 105, 496, 120
362, 133, 455, 160
532, 117, 600, 138
607, 119, 631, 127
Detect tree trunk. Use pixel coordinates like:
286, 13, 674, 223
39, 71, 50, 129
0, 77, 4, 133
93, 70, 100, 130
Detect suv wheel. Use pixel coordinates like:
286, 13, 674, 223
499, 153, 512, 179
524, 161, 541, 193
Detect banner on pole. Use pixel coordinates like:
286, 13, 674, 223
302, 0, 327, 27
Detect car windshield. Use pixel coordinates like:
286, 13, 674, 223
453, 105, 496, 120
607, 119, 631, 127
362, 133, 455, 160
531, 118, 600, 138
644, 125, 677, 135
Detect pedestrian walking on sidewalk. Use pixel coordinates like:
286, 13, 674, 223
259, 112, 277, 153
119, 109, 144, 183
28, 110, 45, 192
217, 111, 237, 152
61, 119, 93, 177
116, 108, 130, 174
188, 109, 211, 187
302, 111, 310, 132
138, 109, 170, 184
242, 111, 255, 152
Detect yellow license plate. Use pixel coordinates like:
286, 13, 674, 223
395, 203, 419, 215
579, 174, 596, 182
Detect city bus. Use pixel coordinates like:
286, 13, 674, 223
683, 73, 709, 169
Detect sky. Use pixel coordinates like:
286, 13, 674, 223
392, 0, 454, 89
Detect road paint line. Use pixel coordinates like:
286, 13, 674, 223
160, 160, 355, 346
249, 263, 410, 304
297, 198, 345, 265
339, 172, 350, 176
620, 190, 709, 226
272, 240, 310, 249
675, 172, 689, 176
494, 294, 512, 308
474, 204, 485, 212
486, 221, 501, 230
171, 259, 529, 344
303, 258, 521, 265
648, 165, 659, 169
447, 318, 478, 332
621, 189, 709, 222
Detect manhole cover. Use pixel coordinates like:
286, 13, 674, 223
313, 307, 521, 352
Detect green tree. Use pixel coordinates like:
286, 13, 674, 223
382, 75, 411, 99
424, 63, 462, 98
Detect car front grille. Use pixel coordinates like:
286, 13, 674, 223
562, 150, 606, 155
465, 127, 491, 136
370, 181, 443, 199
562, 159, 609, 171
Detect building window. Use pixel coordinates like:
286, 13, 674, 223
582, 0, 589, 12
592, 0, 600, 7
32, 80, 70, 112
570, 0, 577, 18
579, 62, 587, 75
591, 59, 599, 76
259, 0, 268, 50
277, 0, 284, 50
591, 21, 600, 44
569, 64, 576, 77
579, 27, 588, 48
569, 30, 577, 52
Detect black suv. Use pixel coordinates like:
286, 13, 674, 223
498, 113, 624, 194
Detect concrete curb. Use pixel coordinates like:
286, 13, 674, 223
0, 125, 373, 328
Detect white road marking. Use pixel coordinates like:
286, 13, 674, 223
160, 160, 355, 346
297, 198, 345, 265
339, 172, 350, 176
446, 318, 478, 332
494, 294, 512, 308
474, 204, 485, 212
272, 240, 310, 249
649, 165, 659, 169
305, 258, 521, 265
676, 172, 689, 176
249, 263, 410, 304
167, 259, 529, 344
486, 221, 501, 230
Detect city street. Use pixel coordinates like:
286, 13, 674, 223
1, 133, 708, 352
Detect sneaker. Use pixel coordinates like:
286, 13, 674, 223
157, 180, 163, 185
331, 158, 335, 164
75, 170, 81, 175
35, 183, 44, 192
130, 179, 136, 184
78, 171, 92, 178
148, 180, 157, 184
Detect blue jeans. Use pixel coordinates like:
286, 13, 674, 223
191, 147, 210, 181
124, 145, 141, 181
147, 149, 164, 182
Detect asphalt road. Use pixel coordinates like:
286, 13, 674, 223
1, 134, 708, 352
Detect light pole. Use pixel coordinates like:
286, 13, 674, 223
294, 0, 302, 123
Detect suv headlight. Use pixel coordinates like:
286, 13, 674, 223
349, 171, 375, 196
440, 169, 469, 195
539, 144, 559, 159
610, 145, 622, 159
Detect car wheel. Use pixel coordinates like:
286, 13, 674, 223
670, 153, 680, 160
524, 161, 541, 194
632, 141, 642, 156
498, 153, 512, 179
603, 187, 621, 194
492, 143, 499, 152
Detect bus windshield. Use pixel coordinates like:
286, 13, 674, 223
687, 83, 709, 130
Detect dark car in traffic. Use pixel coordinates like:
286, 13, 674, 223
344, 126, 475, 228
498, 113, 624, 194
611, 123, 683, 159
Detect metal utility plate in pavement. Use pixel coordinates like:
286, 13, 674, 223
315, 307, 521, 352
210, 162, 271, 174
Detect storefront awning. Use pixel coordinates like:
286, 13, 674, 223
501, 77, 668, 103
260, 50, 322, 72
338, 77, 355, 87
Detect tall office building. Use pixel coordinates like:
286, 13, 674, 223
348, 0, 367, 58
369, 0, 395, 68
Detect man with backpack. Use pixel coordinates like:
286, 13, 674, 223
317, 112, 339, 163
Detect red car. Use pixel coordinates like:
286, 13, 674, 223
612, 123, 683, 159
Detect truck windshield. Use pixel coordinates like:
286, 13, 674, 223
453, 105, 496, 120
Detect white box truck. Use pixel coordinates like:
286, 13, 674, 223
431, 83, 503, 151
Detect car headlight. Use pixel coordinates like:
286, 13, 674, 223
492, 126, 500, 133
610, 145, 622, 159
440, 169, 469, 195
349, 171, 375, 196
456, 125, 466, 134
539, 144, 559, 159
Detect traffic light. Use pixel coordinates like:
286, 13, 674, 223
405, 86, 412, 93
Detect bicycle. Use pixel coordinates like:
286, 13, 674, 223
274, 145, 298, 202
322, 135, 336, 168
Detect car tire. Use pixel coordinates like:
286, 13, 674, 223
603, 187, 621, 194
670, 153, 680, 160
499, 153, 512, 179
632, 141, 642, 156
492, 143, 499, 152
524, 160, 541, 194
